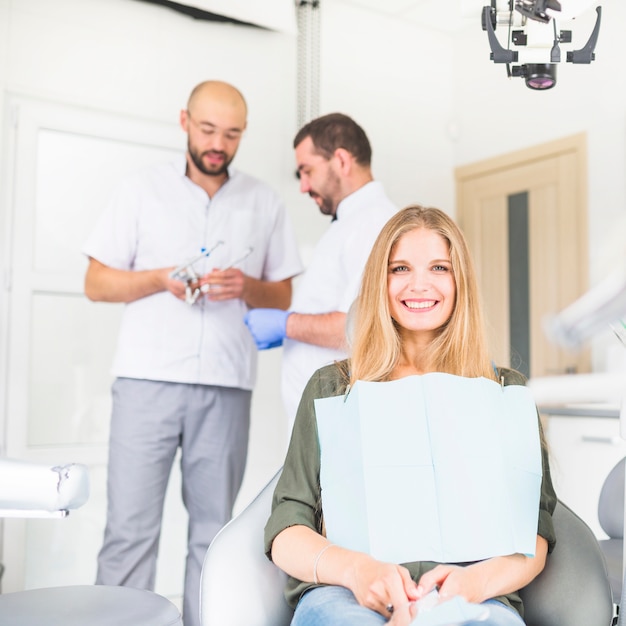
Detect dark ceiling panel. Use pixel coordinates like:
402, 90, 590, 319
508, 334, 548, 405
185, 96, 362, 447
134, 0, 263, 28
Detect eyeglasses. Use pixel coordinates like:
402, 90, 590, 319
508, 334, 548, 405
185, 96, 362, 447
186, 111, 244, 142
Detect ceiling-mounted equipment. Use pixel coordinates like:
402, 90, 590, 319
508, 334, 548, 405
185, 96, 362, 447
514, 0, 562, 23
482, 1, 602, 90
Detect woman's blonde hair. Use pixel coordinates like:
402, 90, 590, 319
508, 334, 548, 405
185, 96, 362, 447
348, 205, 496, 384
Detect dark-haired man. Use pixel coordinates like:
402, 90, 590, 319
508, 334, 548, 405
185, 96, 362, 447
245, 113, 397, 429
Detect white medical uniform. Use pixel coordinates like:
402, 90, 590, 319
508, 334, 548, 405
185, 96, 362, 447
84, 157, 303, 390
281, 181, 397, 428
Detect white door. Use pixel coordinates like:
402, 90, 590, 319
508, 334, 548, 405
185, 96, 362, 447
0, 97, 187, 603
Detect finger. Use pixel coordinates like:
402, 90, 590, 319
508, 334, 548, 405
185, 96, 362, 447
387, 590, 408, 618
205, 269, 225, 281
384, 572, 413, 618
437, 579, 458, 601
416, 567, 448, 598
391, 602, 418, 624
365, 580, 392, 616
399, 569, 419, 601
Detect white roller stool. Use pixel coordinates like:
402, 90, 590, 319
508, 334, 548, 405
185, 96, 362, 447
0, 585, 182, 625
0, 458, 183, 625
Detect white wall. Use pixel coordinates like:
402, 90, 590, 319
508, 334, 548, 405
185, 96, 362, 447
0, 0, 455, 596
276, 1, 457, 268
318, 2, 456, 214
0, 0, 12, 456
0, 0, 455, 462
450, 1, 626, 369
0, 0, 300, 509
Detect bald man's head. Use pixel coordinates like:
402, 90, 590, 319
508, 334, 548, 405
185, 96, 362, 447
181, 81, 248, 179
187, 81, 248, 120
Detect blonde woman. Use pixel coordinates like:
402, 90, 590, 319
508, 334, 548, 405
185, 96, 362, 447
264, 206, 556, 626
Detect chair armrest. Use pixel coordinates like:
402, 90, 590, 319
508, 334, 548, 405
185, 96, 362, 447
200, 467, 293, 626
0, 458, 89, 517
520, 500, 613, 626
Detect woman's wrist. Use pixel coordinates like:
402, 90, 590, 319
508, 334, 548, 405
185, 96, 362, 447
312, 543, 336, 584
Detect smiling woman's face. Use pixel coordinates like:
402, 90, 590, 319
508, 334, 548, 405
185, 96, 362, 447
387, 227, 456, 340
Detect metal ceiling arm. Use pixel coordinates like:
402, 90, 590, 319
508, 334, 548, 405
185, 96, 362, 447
567, 5, 602, 63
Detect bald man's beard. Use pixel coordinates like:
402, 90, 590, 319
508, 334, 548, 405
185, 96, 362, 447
188, 143, 235, 177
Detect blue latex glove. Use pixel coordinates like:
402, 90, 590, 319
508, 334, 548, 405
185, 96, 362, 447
244, 308, 291, 350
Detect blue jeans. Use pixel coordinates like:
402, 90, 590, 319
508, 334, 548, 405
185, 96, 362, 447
291, 586, 526, 626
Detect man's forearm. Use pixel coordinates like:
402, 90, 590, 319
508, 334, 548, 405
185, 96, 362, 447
242, 276, 292, 310
84, 258, 169, 303
286, 311, 347, 350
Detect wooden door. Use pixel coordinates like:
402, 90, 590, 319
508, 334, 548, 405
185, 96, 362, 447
456, 134, 590, 378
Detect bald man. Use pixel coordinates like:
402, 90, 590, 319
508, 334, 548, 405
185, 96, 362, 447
83, 80, 302, 626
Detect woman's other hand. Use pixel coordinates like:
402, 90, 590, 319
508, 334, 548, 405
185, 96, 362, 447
344, 554, 420, 618
415, 536, 548, 605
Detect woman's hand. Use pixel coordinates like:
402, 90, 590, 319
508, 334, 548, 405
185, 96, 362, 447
272, 526, 418, 616
415, 537, 548, 605
416, 564, 486, 604
344, 554, 420, 618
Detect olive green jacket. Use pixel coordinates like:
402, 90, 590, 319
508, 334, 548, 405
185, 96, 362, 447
264, 362, 557, 618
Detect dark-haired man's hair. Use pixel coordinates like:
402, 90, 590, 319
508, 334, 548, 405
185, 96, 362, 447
293, 113, 372, 166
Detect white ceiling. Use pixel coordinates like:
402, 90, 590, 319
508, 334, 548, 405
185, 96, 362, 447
327, 0, 481, 34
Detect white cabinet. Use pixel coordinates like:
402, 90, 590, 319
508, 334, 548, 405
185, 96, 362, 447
544, 412, 626, 538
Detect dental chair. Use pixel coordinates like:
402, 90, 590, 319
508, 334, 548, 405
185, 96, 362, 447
200, 468, 615, 626
598, 456, 625, 604
0, 457, 182, 626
